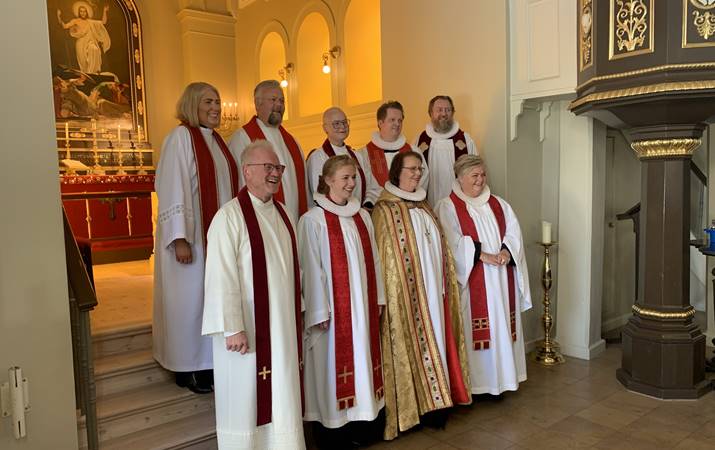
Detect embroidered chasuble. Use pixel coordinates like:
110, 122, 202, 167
435, 183, 532, 396
299, 194, 386, 428
372, 186, 471, 440
202, 189, 305, 450
241, 115, 308, 215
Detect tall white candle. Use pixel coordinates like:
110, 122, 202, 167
65, 122, 69, 140
542, 221, 552, 244
117, 124, 121, 145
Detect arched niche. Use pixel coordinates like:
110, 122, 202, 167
344, 0, 382, 106
296, 12, 332, 117
258, 31, 289, 120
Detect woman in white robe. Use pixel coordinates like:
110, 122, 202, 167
299, 155, 386, 448
435, 155, 532, 396
153, 82, 239, 393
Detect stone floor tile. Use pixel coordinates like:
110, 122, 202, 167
545, 415, 616, 447
575, 401, 645, 430
444, 427, 514, 450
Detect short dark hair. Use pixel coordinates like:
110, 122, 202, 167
377, 100, 404, 122
388, 150, 422, 186
428, 95, 455, 115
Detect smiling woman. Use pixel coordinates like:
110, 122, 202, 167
153, 82, 240, 394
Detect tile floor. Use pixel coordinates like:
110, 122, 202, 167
361, 346, 715, 450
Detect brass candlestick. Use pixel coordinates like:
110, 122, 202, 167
91, 119, 105, 175
532, 242, 565, 366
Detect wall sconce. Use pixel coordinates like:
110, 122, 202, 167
321, 46, 341, 74
278, 63, 293, 88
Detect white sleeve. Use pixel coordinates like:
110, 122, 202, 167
228, 129, 251, 187
464, 131, 478, 156
202, 207, 246, 335
306, 149, 326, 201
361, 209, 386, 306
155, 127, 196, 248
435, 198, 475, 288
499, 198, 532, 311
298, 213, 331, 328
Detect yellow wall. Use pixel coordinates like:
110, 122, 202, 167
234, 0, 382, 152
259, 32, 290, 120
344, 0, 382, 106
380, 0, 508, 195
0, 1, 78, 448
296, 12, 333, 117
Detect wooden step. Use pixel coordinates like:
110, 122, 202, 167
78, 382, 214, 447
95, 349, 173, 397
90, 412, 216, 450
92, 322, 152, 359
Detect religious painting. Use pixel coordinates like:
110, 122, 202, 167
47, 0, 146, 134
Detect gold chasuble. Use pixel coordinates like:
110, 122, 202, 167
373, 187, 471, 440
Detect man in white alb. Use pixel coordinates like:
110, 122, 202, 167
229, 80, 310, 224
357, 101, 428, 191
306, 107, 380, 208
202, 140, 305, 450
415, 95, 478, 206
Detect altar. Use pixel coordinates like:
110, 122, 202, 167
61, 174, 154, 264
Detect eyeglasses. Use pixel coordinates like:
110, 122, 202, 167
326, 119, 350, 130
245, 163, 286, 174
260, 96, 285, 105
402, 165, 425, 173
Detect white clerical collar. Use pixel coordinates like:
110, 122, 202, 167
248, 190, 274, 208
385, 181, 427, 202
452, 179, 490, 207
425, 121, 459, 140
371, 131, 406, 151
314, 192, 360, 217
329, 142, 347, 151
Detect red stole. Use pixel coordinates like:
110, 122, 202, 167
236, 187, 304, 426
365, 141, 411, 187
417, 129, 468, 166
242, 116, 308, 215
323, 207, 383, 409
321, 139, 367, 205
449, 192, 517, 350
183, 124, 239, 249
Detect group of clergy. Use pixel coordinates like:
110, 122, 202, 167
153, 80, 532, 450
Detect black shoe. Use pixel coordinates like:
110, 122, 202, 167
175, 371, 213, 394
421, 409, 449, 429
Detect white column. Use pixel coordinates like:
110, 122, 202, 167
555, 101, 607, 360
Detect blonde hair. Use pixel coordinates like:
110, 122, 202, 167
454, 154, 484, 178
317, 155, 356, 195
175, 82, 219, 128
